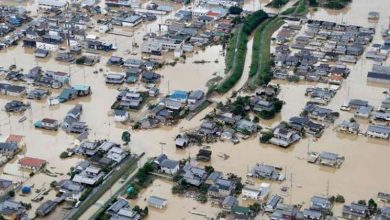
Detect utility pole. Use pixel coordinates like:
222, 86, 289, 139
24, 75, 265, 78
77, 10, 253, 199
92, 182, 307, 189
326, 180, 330, 197
159, 142, 166, 154
290, 173, 293, 204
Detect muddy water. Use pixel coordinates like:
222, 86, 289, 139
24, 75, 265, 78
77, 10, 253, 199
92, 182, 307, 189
132, 178, 221, 220
0, 0, 389, 219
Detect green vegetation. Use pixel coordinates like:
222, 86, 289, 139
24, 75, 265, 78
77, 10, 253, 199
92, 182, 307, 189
260, 132, 274, 143
258, 99, 284, 119
229, 6, 243, 15
225, 30, 239, 73
59, 151, 71, 159
242, 10, 269, 35
249, 19, 269, 78
7, 190, 15, 197
248, 18, 284, 89
133, 162, 154, 188
217, 28, 248, 94
217, 10, 269, 94
121, 131, 131, 145
322, 0, 351, 9
132, 206, 149, 218
79, 188, 93, 201
268, 0, 289, 8
249, 202, 261, 214
295, 0, 309, 15
281, 6, 296, 15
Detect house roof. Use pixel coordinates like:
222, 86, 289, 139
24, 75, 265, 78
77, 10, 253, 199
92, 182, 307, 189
161, 159, 179, 169
18, 157, 47, 168
6, 134, 24, 144
38, 0, 67, 7
148, 196, 167, 207
0, 179, 12, 190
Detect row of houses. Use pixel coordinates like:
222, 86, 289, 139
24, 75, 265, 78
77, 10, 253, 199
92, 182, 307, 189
139, 89, 207, 129
274, 19, 373, 83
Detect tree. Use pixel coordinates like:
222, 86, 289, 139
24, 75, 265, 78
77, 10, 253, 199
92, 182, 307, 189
7, 190, 15, 197
368, 199, 377, 214
249, 202, 261, 214
143, 207, 149, 216
205, 165, 214, 174
335, 195, 345, 203
60, 151, 70, 159
229, 6, 243, 15
121, 131, 131, 145
260, 132, 274, 143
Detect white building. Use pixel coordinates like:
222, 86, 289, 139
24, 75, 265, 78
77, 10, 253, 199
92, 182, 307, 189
38, 0, 68, 9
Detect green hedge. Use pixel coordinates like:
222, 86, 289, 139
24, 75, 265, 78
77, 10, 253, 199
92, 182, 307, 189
217, 10, 269, 94
242, 10, 269, 35
225, 31, 238, 73
249, 19, 270, 78
268, 0, 289, 8
249, 18, 284, 89
217, 29, 248, 94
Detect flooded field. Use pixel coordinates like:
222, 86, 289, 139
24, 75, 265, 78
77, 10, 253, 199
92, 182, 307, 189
0, 0, 388, 219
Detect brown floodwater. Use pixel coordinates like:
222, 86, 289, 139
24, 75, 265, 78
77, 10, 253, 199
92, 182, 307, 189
0, 0, 389, 219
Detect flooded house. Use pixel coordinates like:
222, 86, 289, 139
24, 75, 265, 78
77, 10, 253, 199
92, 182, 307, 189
114, 90, 144, 110
355, 105, 373, 118
148, 196, 168, 209
72, 164, 105, 186
379, 98, 390, 112
188, 90, 206, 111
302, 209, 323, 220
269, 127, 301, 148
196, 149, 212, 162
337, 120, 360, 134
270, 203, 300, 220
0, 83, 27, 96
366, 125, 390, 139
5, 100, 28, 113
18, 157, 47, 171
367, 64, 390, 84
304, 103, 338, 122
114, 109, 129, 122
106, 198, 140, 219
27, 88, 49, 100
289, 116, 325, 137
208, 178, 235, 198
378, 192, 390, 203
34, 118, 59, 131
0, 200, 28, 219
222, 196, 238, 211
154, 154, 180, 175
242, 183, 270, 202
248, 164, 284, 181
35, 200, 58, 217
182, 163, 208, 186
318, 151, 344, 167
105, 73, 126, 84
56, 179, 84, 202
348, 99, 369, 109
0, 142, 19, 160
342, 202, 369, 219
310, 196, 332, 212
265, 195, 283, 213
